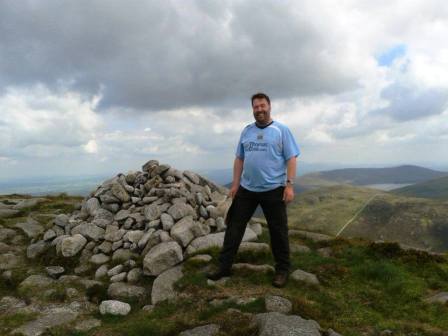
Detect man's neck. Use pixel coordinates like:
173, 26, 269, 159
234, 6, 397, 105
255, 119, 273, 129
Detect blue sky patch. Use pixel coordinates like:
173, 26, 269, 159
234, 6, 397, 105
377, 44, 407, 66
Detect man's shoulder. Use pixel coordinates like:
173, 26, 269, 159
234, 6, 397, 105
272, 120, 291, 130
241, 122, 255, 133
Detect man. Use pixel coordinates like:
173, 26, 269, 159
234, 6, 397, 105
207, 92, 300, 287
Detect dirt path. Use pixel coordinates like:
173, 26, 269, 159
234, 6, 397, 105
335, 193, 380, 237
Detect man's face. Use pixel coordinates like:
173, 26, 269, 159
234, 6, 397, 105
252, 98, 271, 125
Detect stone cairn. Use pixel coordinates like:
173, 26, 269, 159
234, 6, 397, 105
37, 160, 260, 285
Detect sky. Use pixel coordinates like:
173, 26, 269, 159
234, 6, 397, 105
1, 0, 448, 180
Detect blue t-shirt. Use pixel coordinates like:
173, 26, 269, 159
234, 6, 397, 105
235, 120, 300, 192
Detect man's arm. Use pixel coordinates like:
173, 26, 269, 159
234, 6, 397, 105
283, 156, 297, 203
229, 156, 244, 198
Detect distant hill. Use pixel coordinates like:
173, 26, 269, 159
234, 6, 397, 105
392, 175, 448, 200
297, 165, 448, 190
288, 185, 448, 252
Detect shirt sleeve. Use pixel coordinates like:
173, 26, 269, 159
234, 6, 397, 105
235, 130, 245, 159
282, 127, 300, 160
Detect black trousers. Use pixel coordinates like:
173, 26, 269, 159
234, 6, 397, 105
218, 185, 290, 273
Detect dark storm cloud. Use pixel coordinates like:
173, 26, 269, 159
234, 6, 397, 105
373, 83, 448, 121
0, 0, 359, 111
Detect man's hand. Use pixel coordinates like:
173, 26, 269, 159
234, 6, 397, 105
228, 184, 239, 199
283, 185, 294, 203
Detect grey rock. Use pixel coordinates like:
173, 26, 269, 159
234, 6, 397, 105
0, 253, 21, 270
95, 264, 108, 280
90, 253, 110, 265
54, 214, 70, 227
291, 269, 320, 285
112, 240, 123, 251
188, 254, 212, 263
115, 209, 131, 221
137, 229, 155, 249
215, 217, 226, 232
12, 197, 47, 210
424, 292, 448, 304
100, 300, 131, 316
13, 307, 78, 336
97, 241, 112, 254
74, 318, 102, 332
327, 328, 343, 336
265, 295, 293, 314
110, 272, 127, 283
0, 296, 27, 313
15, 217, 44, 239
186, 229, 257, 256
0, 208, 20, 218
26, 240, 48, 259
161, 213, 175, 231
43, 229, 56, 241
151, 265, 183, 304
0, 242, 11, 253
107, 282, 146, 302
61, 234, 87, 257
142, 159, 159, 172
112, 248, 138, 262
71, 223, 105, 241
183, 170, 200, 184
290, 244, 311, 254
107, 264, 124, 277
170, 216, 196, 247
239, 242, 270, 254
127, 268, 142, 283
93, 209, 114, 227
248, 222, 263, 236
124, 230, 144, 244
144, 203, 161, 221
111, 182, 131, 203
0, 227, 17, 242
105, 225, 126, 242
143, 241, 184, 276
102, 202, 120, 213
147, 219, 161, 229
254, 312, 321, 336
19, 274, 55, 291
167, 203, 195, 220
85, 197, 101, 216
179, 324, 220, 336
45, 266, 65, 278
143, 196, 158, 204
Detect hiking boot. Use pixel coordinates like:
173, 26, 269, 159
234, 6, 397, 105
272, 272, 289, 288
206, 268, 232, 281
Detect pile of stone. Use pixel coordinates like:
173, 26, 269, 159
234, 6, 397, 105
29, 160, 260, 286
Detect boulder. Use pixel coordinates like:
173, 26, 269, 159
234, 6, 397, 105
254, 312, 321, 336
179, 324, 220, 336
107, 282, 146, 303
71, 223, 105, 241
15, 217, 44, 239
61, 234, 87, 257
151, 265, 183, 304
290, 269, 320, 285
143, 241, 183, 276
99, 300, 131, 316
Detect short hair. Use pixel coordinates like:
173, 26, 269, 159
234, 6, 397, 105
251, 92, 270, 106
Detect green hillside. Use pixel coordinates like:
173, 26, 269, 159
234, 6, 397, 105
297, 165, 447, 190
288, 185, 448, 252
1, 194, 448, 336
393, 176, 448, 200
